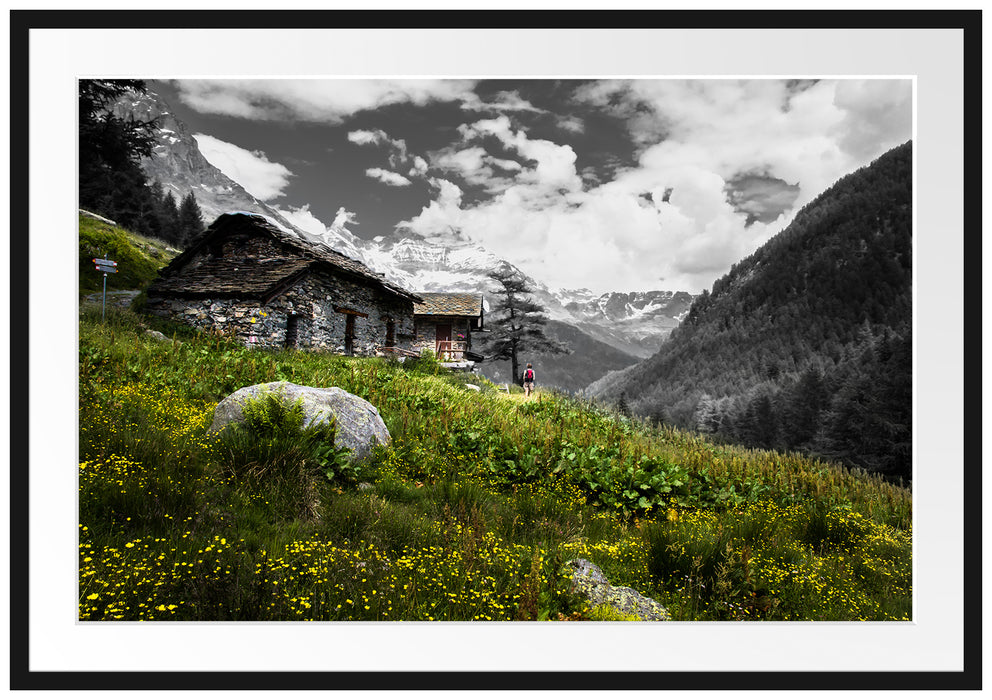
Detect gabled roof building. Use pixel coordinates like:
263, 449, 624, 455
145, 212, 422, 354
412, 292, 486, 365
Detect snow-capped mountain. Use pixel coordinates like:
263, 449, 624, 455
556, 290, 697, 358
366, 237, 513, 297
116, 87, 695, 362
364, 237, 696, 356
112, 92, 304, 236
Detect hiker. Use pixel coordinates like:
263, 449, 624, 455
522, 363, 536, 397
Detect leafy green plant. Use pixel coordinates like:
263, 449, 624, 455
583, 604, 643, 621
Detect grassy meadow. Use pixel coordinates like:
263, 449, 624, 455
78, 304, 912, 622
78, 213, 178, 295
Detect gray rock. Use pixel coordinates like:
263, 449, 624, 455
563, 559, 670, 621
79, 208, 117, 225
208, 381, 390, 465
144, 329, 170, 342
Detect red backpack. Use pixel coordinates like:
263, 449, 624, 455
524, 368, 534, 381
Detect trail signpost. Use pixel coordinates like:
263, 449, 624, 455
93, 256, 118, 320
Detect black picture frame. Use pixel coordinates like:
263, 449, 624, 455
8, 8, 982, 693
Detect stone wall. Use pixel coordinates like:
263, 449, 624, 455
146, 267, 417, 355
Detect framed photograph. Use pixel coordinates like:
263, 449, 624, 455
9, 6, 981, 694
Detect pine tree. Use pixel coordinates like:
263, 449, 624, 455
739, 393, 778, 449
617, 392, 631, 418
178, 192, 206, 246
483, 269, 569, 383
695, 394, 720, 433
78, 79, 158, 230
132, 183, 163, 239
780, 365, 827, 449
156, 188, 181, 245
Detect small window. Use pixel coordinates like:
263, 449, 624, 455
386, 320, 396, 347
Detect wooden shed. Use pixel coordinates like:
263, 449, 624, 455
413, 292, 486, 364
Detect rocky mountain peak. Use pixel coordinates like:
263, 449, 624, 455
112, 89, 306, 240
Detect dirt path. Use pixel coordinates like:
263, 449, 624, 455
81, 290, 141, 309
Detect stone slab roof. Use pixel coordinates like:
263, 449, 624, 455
413, 292, 484, 318
148, 258, 310, 298
148, 212, 421, 303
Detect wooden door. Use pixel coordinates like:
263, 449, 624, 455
285, 313, 299, 349
344, 314, 355, 355
435, 323, 451, 357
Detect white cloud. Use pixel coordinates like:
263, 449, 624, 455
559, 115, 585, 133
174, 79, 477, 123
831, 79, 914, 160
398, 178, 468, 246
348, 128, 409, 166
430, 142, 523, 193
458, 115, 582, 194
365, 168, 412, 187
400, 168, 774, 294
488, 157, 522, 172
431, 146, 494, 186
436, 115, 583, 200
408, 155, 430, 178
397, 79, 911, 294
332, 207, 359, 230
271, 203, 357, 238
461, 89, 545, 114
270, 204, 367, 259
575, 78, 911, 207
271, 203, 328, 236
192, 133, 293, 201
347, 129, 383, 146
190, 78, 911, 295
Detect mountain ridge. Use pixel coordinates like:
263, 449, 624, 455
587, 140, 913, 479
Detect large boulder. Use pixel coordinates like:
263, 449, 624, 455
562, 559, 671, 621
209, 381, 390, 464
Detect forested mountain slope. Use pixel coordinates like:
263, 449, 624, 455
587, 141, 912, 480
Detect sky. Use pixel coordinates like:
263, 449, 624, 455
148, 78, 912, 295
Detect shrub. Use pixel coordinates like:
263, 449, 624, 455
408, 348, 442, 375
211, 392, 353, 519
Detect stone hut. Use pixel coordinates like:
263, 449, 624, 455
145, 212, 422, 354
412, 292, 486, 366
